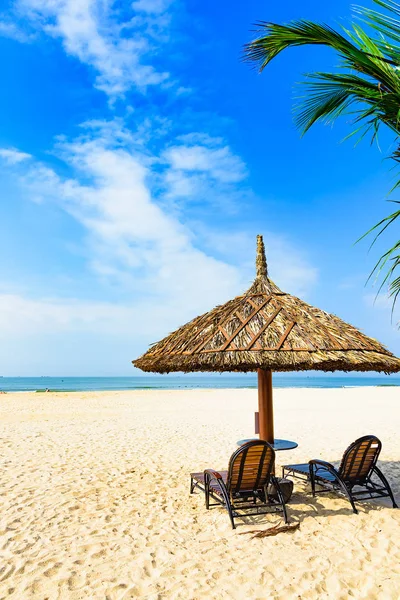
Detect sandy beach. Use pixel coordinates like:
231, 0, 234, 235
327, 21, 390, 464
0, 387, 399, 599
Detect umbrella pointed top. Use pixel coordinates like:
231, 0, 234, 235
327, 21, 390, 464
256, 235, 268, 279
251, 235, 281, 295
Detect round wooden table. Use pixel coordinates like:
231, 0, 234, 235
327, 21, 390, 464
236, 438, 298, 451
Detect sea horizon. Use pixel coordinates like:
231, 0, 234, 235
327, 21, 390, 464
1, 373, 399, 392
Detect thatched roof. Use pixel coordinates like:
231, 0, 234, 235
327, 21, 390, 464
133, 236, 400, 374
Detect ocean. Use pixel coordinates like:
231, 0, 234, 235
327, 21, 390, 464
0, 374, 399, 392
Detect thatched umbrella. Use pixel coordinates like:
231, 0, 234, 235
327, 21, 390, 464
133, 235, 400, 443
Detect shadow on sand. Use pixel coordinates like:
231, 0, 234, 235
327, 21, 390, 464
194, 460, 400, 530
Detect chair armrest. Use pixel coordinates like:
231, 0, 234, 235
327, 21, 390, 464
309, 459, 336, 471
309, 460, 338, 479
204, 469, 223, 480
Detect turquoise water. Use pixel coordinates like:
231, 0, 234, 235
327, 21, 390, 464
0, 374, 399, 392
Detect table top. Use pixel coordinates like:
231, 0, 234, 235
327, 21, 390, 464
236, 438, 298, 451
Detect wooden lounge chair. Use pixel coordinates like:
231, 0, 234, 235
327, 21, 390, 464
282, 435, 398, 514
190, 440, 289, 529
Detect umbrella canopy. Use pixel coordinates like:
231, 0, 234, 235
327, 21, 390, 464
134, 235, 400, 375
133, 235, 400, 443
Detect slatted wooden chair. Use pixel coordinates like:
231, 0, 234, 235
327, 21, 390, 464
190, 440, 289, 529
283, 435, 398, 514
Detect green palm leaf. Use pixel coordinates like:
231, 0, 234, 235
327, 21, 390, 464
245, 1, 400, 316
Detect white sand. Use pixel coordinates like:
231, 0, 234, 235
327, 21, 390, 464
0, 387, 399, 599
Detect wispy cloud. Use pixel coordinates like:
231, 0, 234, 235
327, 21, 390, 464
0, 292, 181, 375
361, 293, 400, 348
7, 0, 173, 97
162, 133, 250, 215
0, 0, 321, 373
0, 17, 31, 41
364, 291, 399, 316
9, 121, 246, 315
131, 0, 170, 14
197, 229, 318, 299
2, 119, 318, 339
0, 148, 31, 164
164, 135, 247, 184
0, 292, 179, 337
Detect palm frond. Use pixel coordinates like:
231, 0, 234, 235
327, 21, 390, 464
353, 3, 400, 65
359, 206, 400, 248
245, 20, 400, 90
294, 72, 391, 134
244, 21, 363, 70
355, 1, 400, 43
245, 0, 400, 313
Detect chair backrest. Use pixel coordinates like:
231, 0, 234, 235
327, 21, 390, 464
226, 440, 275, 495
338, 435, 382, 484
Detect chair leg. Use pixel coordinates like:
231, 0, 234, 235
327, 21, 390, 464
335, 478, 358, 514
374, 467, 398, 509
215, 480, 236, 529
346, 490, 358, 515
271, 476, 289, 524
226, 501, 236, 529
205, 480, 210, 510
310, 465, 316, 497
310, 466, 358, 514
190, 477, 195, 494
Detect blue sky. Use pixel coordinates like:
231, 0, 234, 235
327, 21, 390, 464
0, 0, 399, 375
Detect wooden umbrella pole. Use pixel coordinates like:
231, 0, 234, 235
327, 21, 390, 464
258, 368, 274, 444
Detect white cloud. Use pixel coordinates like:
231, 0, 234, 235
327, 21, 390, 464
0, 18, 30, 41
10, 0, 171, 96
131, 0, 170, 15
265, 234, 318, 298
164, 136, 247, 184
0, 0, 322, 374
360, 293, 400, 353
0, 293, 121, 335
0, 292, 185, 375
198, 229, 318, 299
0, 293, 180, 337
161, 135, 249, 215
10, 122, 245, 316
364, 292, 400, 320
0, 148, 31, 164
1, 121, 318, 345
